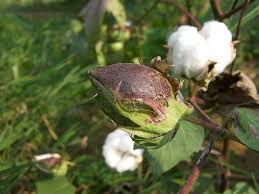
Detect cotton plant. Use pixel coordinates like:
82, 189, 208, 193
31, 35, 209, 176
167, 20, 236, 80
102, 129, 144, 173
88, 0, 258, 192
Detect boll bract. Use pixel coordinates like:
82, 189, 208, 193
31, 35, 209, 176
102, 129, 144, 173
167, 25, 210, 80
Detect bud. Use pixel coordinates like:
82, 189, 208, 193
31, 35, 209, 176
89, 63, 192, 147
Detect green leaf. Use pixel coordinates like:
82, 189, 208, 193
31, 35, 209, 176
147, 120, 204, 175
232, 108, 259, 152
224, 182, 257, 194
36, 176, 76, 194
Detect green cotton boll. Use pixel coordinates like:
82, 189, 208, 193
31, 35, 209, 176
89, 63, 193, 148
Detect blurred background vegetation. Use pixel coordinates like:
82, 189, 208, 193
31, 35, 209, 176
0, 0, 258, 193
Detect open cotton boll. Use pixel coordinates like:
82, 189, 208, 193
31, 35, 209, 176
206, 37, 236, 76
199, 20, 235, 76
116, 154, 140, 173
167, 25, 198, 49
102, 129, 144, 173
199, 20, 232, 43
167, 25, 210, 80
102, 146, 122, 168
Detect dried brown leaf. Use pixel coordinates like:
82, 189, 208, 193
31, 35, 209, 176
200, 71, 259, 107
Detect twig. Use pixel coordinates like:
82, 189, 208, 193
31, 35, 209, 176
134, 0, 160, 25
160, 0, 201, 29
179, 130, 220, 194
209, 0, 224, 20
185, 117, 226, 134
218, 138, 230, 192
234, 0, 249, 40
185, 0, 192, 25
186, 99, 241, 143
223, 0, 255, 19
210, 0, 255, 20
229, 0, 239, 12
230, 0, 249, 73
189, 98, 221, 131
178, 99, 223, 193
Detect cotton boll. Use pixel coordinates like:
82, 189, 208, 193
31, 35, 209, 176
102, 146, 122, 168
116, 154, 139, 173
117, 133, 134, 152
167, 25, 198, 51
200, 20, 232, 43
102, 129, 144, 173
206, 38, 236, 76
199, 20, 236, 76
167, 25, 210, 80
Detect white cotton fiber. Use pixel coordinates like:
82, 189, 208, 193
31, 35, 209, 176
102, 129, 144, 173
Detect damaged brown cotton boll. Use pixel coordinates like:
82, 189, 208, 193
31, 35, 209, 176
89, 63, 192, 148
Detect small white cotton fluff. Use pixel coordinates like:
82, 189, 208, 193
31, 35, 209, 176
167, 25, 210, 80
199, 20, 236, 76
102, 129, 144, 173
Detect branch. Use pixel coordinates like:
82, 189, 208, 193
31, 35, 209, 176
223, 0, 255, 19
179, 130, 220, 194
228, 0, 239, 12
234, 0, 249, 40
177, 99, 224, 193
160, 0, 201, 29
230, 0, 249, 73
188, 98, 228, 134
209, 0, 224, 20
209, 0, 255, 20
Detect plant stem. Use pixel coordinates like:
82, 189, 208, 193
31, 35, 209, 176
219, 138, 230, 192
229, 0, 239, 12
234, 0, 249, 40
230, 0, 249, 73
188, 98, 227, 133
210, 0, 224, 20
223, 0, 255, 19
179, 130, 220, 194
178, 98, 223, 193
210, 0, 255, 20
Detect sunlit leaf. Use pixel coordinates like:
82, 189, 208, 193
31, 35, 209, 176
147, 120, 204, 175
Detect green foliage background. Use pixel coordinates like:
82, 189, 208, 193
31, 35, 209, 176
0, 0, 258, 193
